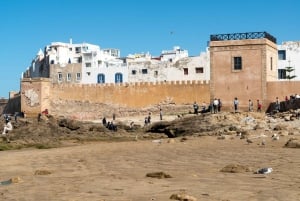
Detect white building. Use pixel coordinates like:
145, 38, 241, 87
24, 43, 210, 85
26, 40, 127, 84
127, 46, 210, 82
277, 41, 300, 80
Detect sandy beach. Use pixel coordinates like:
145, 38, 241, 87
0, 132, 299, 201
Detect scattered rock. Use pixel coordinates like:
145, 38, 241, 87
170, 192, 197, 201
34, 170, 53, 175
246, 138, 253, 144
220, 164, 252, 173
285, 138, 300, 148
0, 177, 23, 185
146, 171, 172, 179
168, 138, 176, 143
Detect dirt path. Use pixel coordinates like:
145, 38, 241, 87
0, 134, 299, 201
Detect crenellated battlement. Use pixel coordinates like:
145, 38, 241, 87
21, 78, 210, 118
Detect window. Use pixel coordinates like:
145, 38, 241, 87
87, 72, 91, 76
98, 74, 105, 83
50, 60, 55, 64
76, 73, 81, 81
132, 70, 137, 75
270, 57, 273, 70
69, 48, 72, 51
58, 73, 62, 82
115, 73, 123, 83
184, 68, 188, 75
278, 50, 286, 60
75, 47, 81, 53
85, 63, 91, 67
67, 73, 71, 81
278, 69, 286, 79
195, 67, 204, 73
233, 57, 242, 70
142, 69, 148, 74
154, 71, 158, 77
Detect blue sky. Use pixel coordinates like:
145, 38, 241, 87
0, 0, 299, 98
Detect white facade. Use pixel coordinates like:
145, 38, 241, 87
29, 49, 45, 77
27, 40, 127, 84
127, 47, 210, 82
277, 41, 300, 80
25, 43, 210, 85
160, 46, 189, 62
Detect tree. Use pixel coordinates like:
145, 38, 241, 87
285, 66, 297, 80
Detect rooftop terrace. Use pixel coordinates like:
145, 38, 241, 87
210, 31, 277, 44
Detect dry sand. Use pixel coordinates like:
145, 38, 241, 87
0, 133, 299, 201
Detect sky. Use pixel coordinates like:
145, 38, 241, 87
0, 0, 299, 98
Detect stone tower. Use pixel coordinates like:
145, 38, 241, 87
209, 32, 278, 110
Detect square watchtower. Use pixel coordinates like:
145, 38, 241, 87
209, 32, 278, 110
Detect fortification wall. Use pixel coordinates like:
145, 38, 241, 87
20, 78, 300, 119
267, 81, 300, 102
21, 79, 210, 119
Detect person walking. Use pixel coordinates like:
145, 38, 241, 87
233, 97, 239, 113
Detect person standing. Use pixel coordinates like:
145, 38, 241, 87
233, 97, 239, 113
193, 101, 199, 115
218, 98, 222, 112
275, 97, 280, 111
213, 98, 219, 113
257, 99, 262, 112
248, 99, 253, 112
159, 108, 163, 120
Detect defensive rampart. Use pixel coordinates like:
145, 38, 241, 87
21, 78, 210, 119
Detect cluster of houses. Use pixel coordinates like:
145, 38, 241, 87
23, 40, 210, 84
22, 38, 300, 85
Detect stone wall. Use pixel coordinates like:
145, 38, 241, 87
266, 81, 300, 102
20, 78, 300, 118
21, 78, 210, 119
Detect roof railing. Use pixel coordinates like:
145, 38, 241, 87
210, 31, 276, 43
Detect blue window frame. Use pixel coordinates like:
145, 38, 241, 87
115, 73, 123, 83
97, 74, 105, 83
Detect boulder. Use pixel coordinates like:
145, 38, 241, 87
285, 138, 300, 148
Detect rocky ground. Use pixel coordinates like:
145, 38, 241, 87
0, 111, 299, 200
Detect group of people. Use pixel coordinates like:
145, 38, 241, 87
193, 98, 222, 115
144, 113, 152, 125
194, 97, 265, 114
102, 117, 117, 131
234, 98, 263, 113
